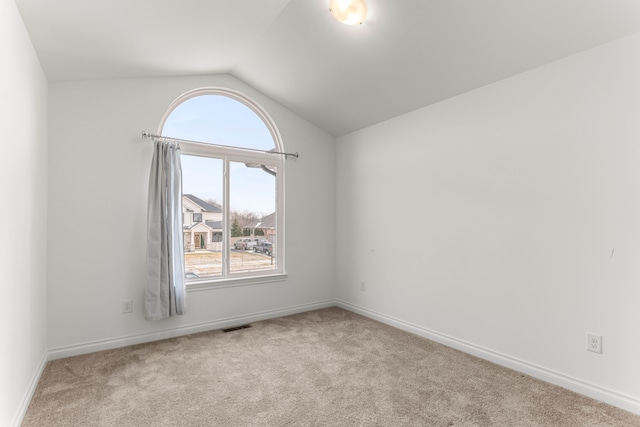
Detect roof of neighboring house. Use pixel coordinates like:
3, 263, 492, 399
183, 194, 222, 213
183, 220, 222, 231
243, 212, 275, 230
205, 220, 222, 230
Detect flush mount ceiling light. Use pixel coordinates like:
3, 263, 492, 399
330, 0, 367, 25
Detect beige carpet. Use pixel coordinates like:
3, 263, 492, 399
23, 307, 640, 426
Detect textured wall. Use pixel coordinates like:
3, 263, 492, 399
47, 75, 336, 353
0, 0, 49, 425
337, 34, 640, 411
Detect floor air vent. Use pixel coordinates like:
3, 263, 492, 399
222, 324, 252, 333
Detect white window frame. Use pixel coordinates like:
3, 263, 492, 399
158, 87, 287, 289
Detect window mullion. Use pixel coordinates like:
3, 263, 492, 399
223, 158, 230, 277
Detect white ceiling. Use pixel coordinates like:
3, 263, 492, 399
15, 0, 640, 136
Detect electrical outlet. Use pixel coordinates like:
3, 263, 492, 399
587, 333, 602, 354
122, 300, 133, 314
360, 281, 366, 291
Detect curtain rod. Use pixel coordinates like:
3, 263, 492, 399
141, 131, 299, 159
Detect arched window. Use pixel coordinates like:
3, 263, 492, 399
159, 87, 285, 284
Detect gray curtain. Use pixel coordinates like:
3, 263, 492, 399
145, 140, 186, 321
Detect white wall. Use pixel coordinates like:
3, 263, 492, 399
47, 75, 336, 353
0, 0, 48, 425
336, 33, 640, 412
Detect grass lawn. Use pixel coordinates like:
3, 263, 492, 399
185, 250, 274, 277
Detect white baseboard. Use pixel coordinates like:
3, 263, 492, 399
48, 300, 336, 360
336, 299, 640, 416
12, 350, 48, 427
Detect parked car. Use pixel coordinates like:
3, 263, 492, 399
244, 239, 259, 250
254, 241, 273, 256
185, 272, 200, 279
234, 238, 253, 250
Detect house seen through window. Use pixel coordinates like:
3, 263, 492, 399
160, 88, 284, 282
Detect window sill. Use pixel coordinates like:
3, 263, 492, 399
186, 272, 288, 292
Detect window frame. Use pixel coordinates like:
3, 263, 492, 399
158, 87, 287, 288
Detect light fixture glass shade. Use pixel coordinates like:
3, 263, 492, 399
330, 0, 367, 25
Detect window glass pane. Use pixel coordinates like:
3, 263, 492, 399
229, 161, 277, 274
162, 95, 274, 151
181, 155, 223, 279
161, 89, 284, 284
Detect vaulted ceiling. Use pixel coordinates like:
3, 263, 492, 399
15, 0, 640, 136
